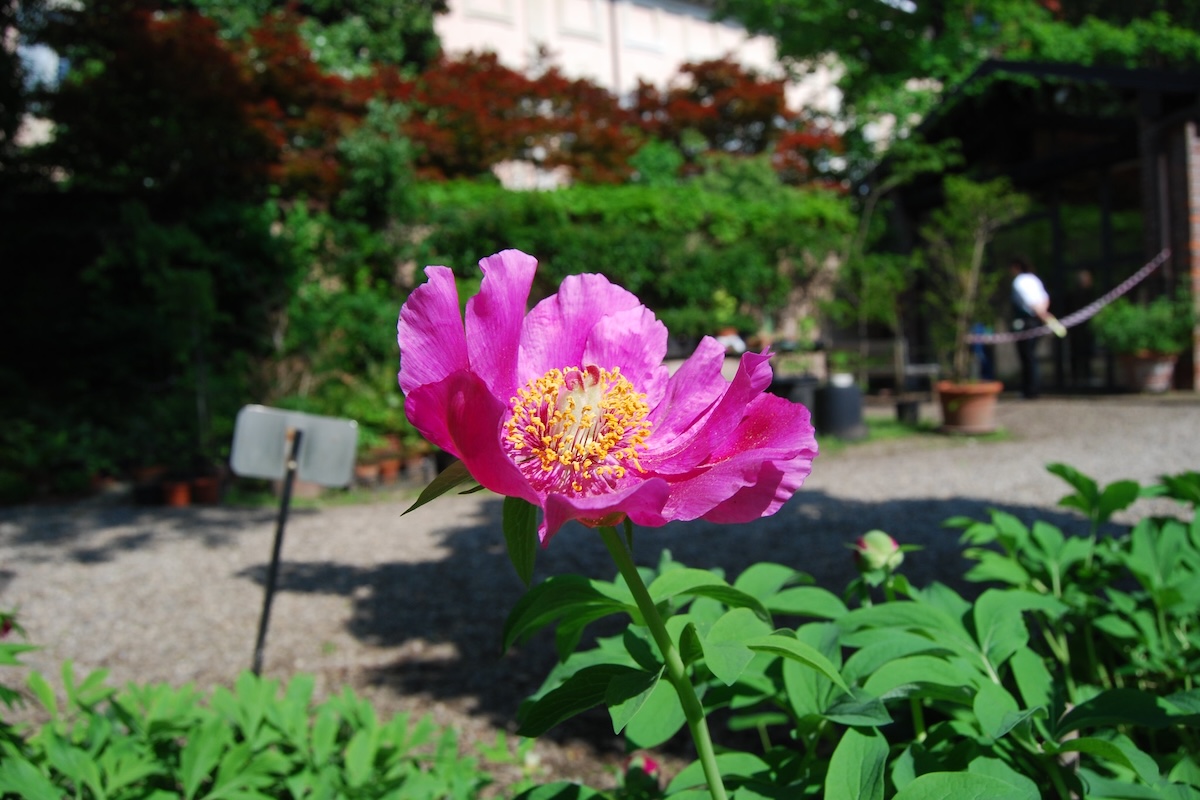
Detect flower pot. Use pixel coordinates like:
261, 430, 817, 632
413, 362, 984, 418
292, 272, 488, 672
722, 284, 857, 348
354, 462, 380, 487
190, 476, 220, 504
815, 383, 866, 440
377, 457, 401, 485
895, 398, 921, 426
162, 480, 191, 507
936, 380, 1003, 435
1117, 352, 1177, 393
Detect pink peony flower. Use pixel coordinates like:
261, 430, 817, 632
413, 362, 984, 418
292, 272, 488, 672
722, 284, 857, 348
397, 249, 817, 544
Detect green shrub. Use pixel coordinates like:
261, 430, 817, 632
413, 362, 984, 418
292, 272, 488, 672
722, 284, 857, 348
414, 181, 853, 338
507, 463, 1200, 799
1091, 291, 1196, 355
0, 665, 533, 800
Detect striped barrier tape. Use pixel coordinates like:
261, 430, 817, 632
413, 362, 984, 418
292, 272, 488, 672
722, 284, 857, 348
965, 249, 1172, 344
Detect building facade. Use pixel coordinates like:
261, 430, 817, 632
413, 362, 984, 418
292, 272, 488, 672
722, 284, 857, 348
435, 0, 838, 108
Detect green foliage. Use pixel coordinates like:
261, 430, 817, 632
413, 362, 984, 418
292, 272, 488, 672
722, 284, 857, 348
921, 176, 1031, 380
1091, 290, 1197, 355
508, 463, 1200, 799
629, 141, 684, 187
0, 666, 533, 799
165, 0, 445, 76
715, 0, 1200, 172
415, 180, 853, 337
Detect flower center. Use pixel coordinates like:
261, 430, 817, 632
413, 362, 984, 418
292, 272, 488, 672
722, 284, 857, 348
504, 365, 651, 495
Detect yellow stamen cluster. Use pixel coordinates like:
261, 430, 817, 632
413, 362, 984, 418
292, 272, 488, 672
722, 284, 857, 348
505, 365, 652, 495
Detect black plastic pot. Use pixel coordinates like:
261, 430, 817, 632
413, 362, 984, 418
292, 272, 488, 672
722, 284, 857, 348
767, 375, 818, 412
815, 383, 867, 440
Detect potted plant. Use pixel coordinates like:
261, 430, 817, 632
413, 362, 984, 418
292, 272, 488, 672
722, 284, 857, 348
1092, 290, 1195, 392
922, 175, 1030, 433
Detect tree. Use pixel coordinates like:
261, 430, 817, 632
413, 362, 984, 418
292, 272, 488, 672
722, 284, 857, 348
714, 0, 1200, 163
168, 0, 446, 76
922, 175, 1030, 381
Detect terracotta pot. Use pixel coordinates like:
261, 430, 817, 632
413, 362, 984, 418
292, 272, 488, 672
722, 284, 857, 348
1117, 352, 1178, 393
936, 380, 1003, 434
162, 480, 191, 507
377, 457, 401, 484
191, 476, 220, 504
354, 462, 380, 487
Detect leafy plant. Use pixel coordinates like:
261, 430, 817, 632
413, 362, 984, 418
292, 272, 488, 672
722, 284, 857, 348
504, 462, 1200, 800
1091, 290, 1196, 355
0, 665, 534, 799
921, 176, 1031, 381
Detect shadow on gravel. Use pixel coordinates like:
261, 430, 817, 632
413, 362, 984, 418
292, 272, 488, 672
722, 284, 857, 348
237, 488, 1100, 752
0, 505, 290, 562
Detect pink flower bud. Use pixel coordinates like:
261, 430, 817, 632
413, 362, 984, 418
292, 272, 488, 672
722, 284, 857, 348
853, 530, 904, 573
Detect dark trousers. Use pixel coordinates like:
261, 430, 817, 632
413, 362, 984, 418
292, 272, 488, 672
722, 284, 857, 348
1015, 328, 1040, 398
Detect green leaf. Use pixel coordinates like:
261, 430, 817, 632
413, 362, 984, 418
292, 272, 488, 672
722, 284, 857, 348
702, 608, 772, 686
862, 655, 971, 700
343, 728, 377, 788
402, 458, 474, 514
502, 575, 632, 651
1009, 647, 1052, 713
622, 675, 687, 748
647, 568, 771, 621
973, 589, 1065, 672
1098, 479, 1141, 521
745, 632, 848, 691
842, 629, 950, 683
733, 562, 805, 600
842, 601, 974, 660
972, 682, 1024, 740
503, 496, 539, 587
0, 758, 63, 800
517, 665, 642, 737
1048, 462, 1099, 510
606, 668, 661, 734
1052, 736, 1161, 785
1056, 688, 1175, 736
767, 586, 849, 619
822, 688, 893, 727
668, 752, 770, 793
963, 551, 1030, 586
967, 758, 1040, 800
310, 708, 338, 766
180, 719, 228, 800
512, 783, 609, 800
27, 670, 57, 717
825, 727, 888, 800
892, 771, 1031, 800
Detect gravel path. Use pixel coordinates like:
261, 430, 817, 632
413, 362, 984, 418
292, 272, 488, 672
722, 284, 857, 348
2, 394, 1198, 786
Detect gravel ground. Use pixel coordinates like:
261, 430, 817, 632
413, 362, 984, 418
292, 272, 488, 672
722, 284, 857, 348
2, 394, 1198, 789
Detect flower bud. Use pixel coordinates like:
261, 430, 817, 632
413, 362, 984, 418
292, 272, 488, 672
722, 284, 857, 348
853, 530, 904, 573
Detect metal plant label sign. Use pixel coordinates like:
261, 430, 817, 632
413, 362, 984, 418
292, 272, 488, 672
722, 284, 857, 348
230, 405, 358, 487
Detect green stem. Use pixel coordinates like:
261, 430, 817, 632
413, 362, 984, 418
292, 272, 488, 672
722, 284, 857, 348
598, 526, 729, 800
910, 696, 927, 743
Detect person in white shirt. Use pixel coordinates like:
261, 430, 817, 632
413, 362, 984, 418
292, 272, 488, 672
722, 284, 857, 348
1010, 257, 1053, 398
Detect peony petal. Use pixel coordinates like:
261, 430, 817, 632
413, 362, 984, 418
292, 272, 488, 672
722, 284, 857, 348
519, 273, 646, 380
583, 305, 670, 406
541, 478, 671, 544
404, 371, 539, 505
397, 267, 467, 395
465, 250, 537, 401
643, 348, 776, 474
646, 337, 729, 443
657, 393, 817, 520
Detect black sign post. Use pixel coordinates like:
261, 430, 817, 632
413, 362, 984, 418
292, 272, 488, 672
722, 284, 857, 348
229, 405, 357, 675
251, 427, 303, 676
